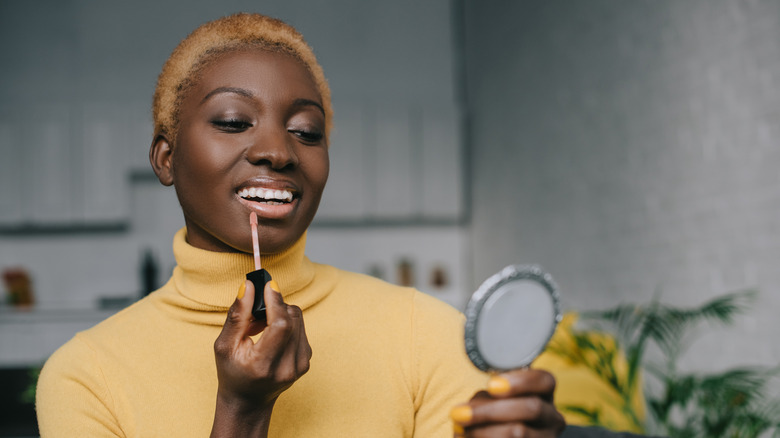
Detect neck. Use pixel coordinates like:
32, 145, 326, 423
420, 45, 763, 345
170, 227, 315, 309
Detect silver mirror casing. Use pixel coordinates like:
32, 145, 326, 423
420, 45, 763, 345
464, 265, 562, 372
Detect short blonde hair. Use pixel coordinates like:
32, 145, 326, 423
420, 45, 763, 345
152, 13, 332, 141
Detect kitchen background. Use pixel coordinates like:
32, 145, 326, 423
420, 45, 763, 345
2, 0, 780, 433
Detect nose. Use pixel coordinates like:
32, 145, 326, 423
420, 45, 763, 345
246, 123, 299, 170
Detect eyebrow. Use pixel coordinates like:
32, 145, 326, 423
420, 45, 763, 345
292, 98, 325, 117
200, 87, 325, 116
201, 87, 254, 103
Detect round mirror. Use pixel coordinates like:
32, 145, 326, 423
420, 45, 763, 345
464, 265, 562, 372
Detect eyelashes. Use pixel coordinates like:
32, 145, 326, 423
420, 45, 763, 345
210, 119, 324, 144
211, 119, 253, 132
289, 129, 324, 144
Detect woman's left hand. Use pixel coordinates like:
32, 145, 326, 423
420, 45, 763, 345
451, 368, 566, 437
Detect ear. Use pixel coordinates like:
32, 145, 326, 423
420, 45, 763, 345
150, 132, 174, 186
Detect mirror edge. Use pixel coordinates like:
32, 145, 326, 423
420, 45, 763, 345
464, 264, 563, 372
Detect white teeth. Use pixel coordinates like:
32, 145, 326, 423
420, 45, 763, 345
238, 187, 294, 203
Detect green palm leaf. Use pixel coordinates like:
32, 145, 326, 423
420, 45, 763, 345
572, 289, 777, 437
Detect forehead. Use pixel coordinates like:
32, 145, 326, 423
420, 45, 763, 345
186, 48, 322, 103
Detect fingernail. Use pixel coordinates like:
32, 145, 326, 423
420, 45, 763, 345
453, 422, 465, 435
450, 404, 472, 424
488, 375, 511, 396
269, 280, 280, 292
237, 281, 246, 300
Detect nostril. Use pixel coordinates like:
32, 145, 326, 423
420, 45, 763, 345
246, 140, 298, 169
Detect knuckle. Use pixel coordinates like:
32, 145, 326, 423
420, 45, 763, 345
539, 370, 556, 390
272, 317, 291, 332
213, 338, 230, 358
275, 368, 298, 384
510, 423, 529, 438
524, 397, 544, 418
225, 306, 243, 325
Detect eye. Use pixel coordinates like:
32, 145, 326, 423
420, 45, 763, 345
289, 128, 324, 144
211, 119, 253, 132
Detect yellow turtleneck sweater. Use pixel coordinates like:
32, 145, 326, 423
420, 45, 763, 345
36, 229, 488, 437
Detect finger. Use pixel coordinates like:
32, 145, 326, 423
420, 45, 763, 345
216, 280, 255, 350
269, 305, 308, 383
463, 422, 549, 438
252, 281, 294, 361
466, 397, 562, 427
285, 304, 312, 375
263, 280, 286, 323
487, 369, 556, 401
291, 305, 312, 372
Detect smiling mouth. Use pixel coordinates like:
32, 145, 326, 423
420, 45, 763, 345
238, 187, 296, 205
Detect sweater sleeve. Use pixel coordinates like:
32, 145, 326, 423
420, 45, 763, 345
36, 335, 123, 437
409, 291, 488, 438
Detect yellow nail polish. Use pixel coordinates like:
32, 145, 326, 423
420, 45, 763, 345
268, 280, 280, 292
237, 281, 246, 300
450, 404, 472, 423
453, 422, 465, 435
488, 375, 511, 396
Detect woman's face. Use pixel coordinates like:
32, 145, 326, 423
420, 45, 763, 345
154, 48, 329, 254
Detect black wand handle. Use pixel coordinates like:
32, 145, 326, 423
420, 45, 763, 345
246, 269, 272, 320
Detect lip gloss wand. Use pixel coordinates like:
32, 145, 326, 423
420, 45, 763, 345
247, 212, 272, 320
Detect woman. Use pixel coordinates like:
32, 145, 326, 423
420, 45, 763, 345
36, 13, 648, 438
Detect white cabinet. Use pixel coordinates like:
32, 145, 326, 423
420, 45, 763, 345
0, 102, 145, 228
420, 105, 463, 219
79, 104, 137, 222
0, 104, 77, 226
0, 99, 462, 228
317, 101, 370, 220
314, 100, 464, 224
373, 102, 416, 219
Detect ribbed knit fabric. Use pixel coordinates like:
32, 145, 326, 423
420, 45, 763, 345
36, 229, 488, 437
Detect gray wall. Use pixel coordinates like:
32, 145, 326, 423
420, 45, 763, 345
465, 0, 780, 371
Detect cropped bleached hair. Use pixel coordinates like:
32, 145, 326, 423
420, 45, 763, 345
152, 13, 332, 141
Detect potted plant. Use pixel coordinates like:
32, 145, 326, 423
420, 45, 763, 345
547, 290, 780, 437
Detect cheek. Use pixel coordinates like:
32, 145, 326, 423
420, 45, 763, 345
173, 136, 237, 182
306, 150, 330, 193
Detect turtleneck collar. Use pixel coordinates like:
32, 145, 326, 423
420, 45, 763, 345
157, 228, 325, 324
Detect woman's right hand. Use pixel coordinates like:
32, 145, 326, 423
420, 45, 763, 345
210, 279, 312, 437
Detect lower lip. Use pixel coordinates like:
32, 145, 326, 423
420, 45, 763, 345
238, 197, 297, 220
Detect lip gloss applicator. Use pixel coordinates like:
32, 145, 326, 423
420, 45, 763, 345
247, 212, 272, 320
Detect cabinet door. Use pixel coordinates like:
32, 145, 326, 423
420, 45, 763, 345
421, 105, 463, 219
80, 104, 129, 222
315, 100, 369, 221
0, 106, 24, 226
371, 102, 416, 219
24, 104, 76, 225
123, 103, 154, 173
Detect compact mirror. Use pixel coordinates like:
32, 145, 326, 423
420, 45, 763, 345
464, 265, 562, 372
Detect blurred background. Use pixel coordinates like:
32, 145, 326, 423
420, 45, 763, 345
2, 0, 780, 434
